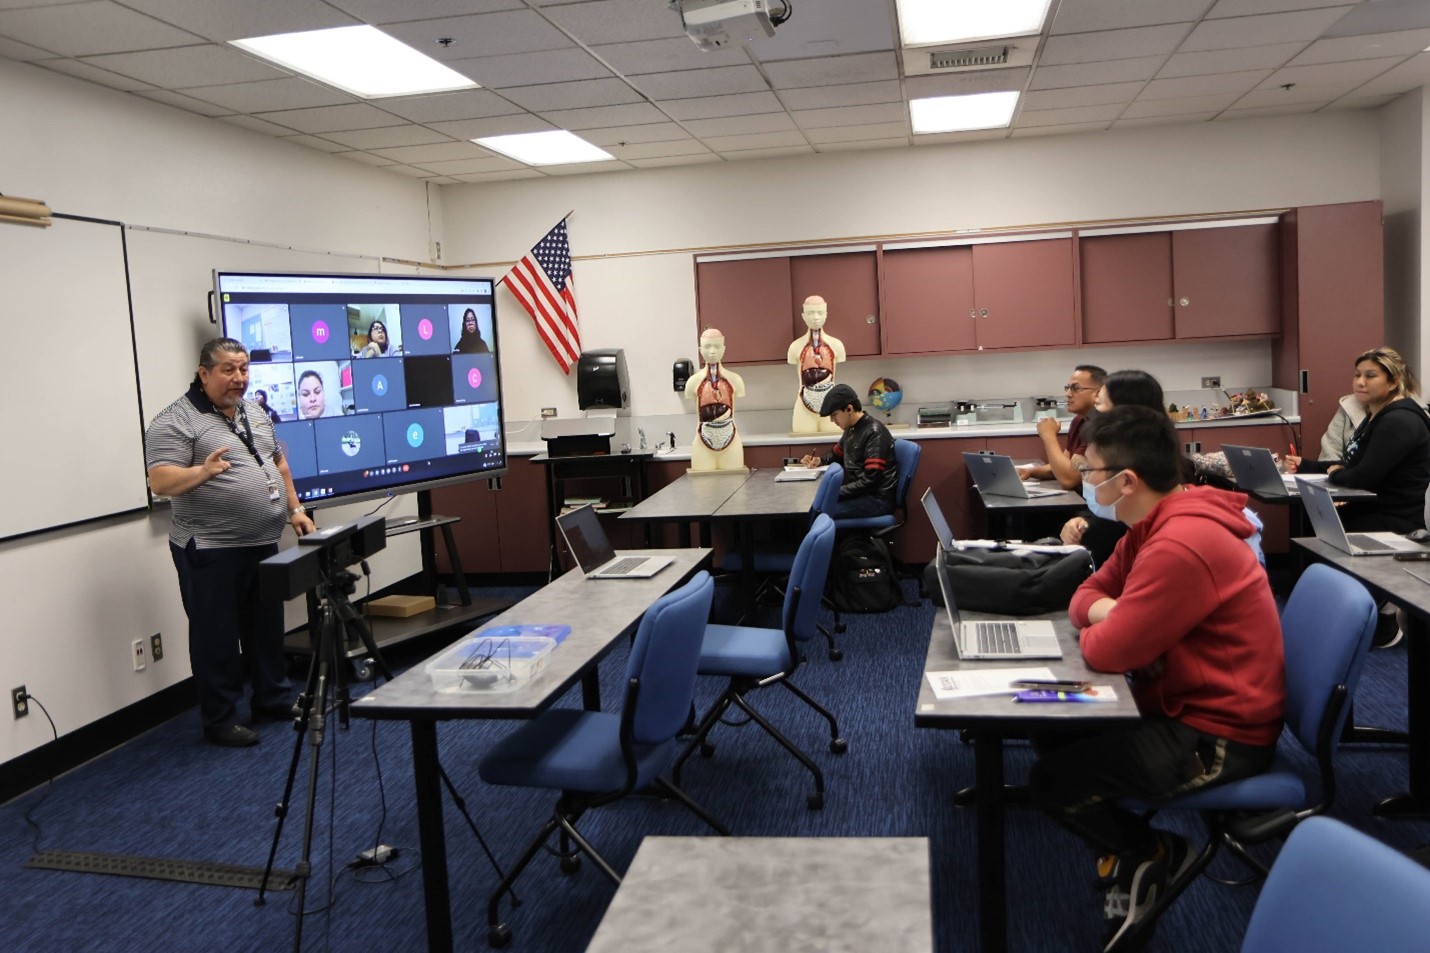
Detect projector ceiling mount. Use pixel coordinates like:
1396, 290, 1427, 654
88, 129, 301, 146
670, 0, 793, 52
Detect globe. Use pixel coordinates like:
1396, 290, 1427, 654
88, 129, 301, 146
868, 377, 903, 413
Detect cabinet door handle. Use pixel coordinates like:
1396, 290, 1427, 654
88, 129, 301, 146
1167, 297, 1173, 307
865, 314, 876, 324
980, 309, 988, 317
1179, 297, 1190, 307
969, 309, 977, 318
1300, 369, 1309, 394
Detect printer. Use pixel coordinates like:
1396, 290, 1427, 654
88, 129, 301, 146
541, 417, 616, 457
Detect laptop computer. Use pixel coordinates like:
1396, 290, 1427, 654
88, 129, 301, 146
920, 487, 956, 551
1295, 477, 1426, 556
1221, 444, 1295, 497
555, 505, 673, 579
963, 452, 1066, 499
931, 547, 1063, 660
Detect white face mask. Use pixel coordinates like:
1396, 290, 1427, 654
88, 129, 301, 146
1081, 469, 1124, 521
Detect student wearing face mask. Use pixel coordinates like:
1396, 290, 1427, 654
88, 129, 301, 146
1060, 370, 1263, 568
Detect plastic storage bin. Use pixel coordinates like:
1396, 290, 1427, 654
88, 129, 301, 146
425, 624, 568, 693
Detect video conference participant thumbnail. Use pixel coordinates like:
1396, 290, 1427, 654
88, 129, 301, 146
404, 355, 455, 408
349, 304, 402, 358
230, 302, 293, 362
350, 358, 408, 414
249, 362, 298, 421
383, 409, 447, 465
400, 303, 453, 356
313, 414, 386, 476
275, 420, 319, 481
289, 303, 351, 362
450, 304, 493, 355
445, 402, 501, 456
451, 353, 498, 405
293, 361, 350, 419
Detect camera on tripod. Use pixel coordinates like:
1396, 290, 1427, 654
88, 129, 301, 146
258, 514, 387, 601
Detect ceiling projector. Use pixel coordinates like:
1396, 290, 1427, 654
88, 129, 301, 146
672, 0, 785, 52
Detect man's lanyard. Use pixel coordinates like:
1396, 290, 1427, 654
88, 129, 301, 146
186, 383, 267, 471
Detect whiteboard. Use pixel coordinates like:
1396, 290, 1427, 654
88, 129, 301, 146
0, 215, 149, 539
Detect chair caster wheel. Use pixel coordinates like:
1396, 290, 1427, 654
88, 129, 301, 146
560, 854, 581, 874
700, 742, 716, 758
807, 792, 825, 810
488, 924, 512, 948
828, 648, 844, 661
830, 737, 848, 754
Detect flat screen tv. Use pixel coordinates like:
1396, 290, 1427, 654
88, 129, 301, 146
214, 270, 506, 509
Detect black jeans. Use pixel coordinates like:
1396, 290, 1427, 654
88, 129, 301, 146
170, 540, 291, 730
1028, 718, 1276, 862
831, 493, 893, 520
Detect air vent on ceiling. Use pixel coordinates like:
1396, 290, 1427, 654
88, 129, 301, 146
929, 45, 1009, 70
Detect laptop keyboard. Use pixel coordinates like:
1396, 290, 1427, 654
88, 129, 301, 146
603, 556, 648, 575
975, 621, 1020, 654
1348, 534, 1395, 552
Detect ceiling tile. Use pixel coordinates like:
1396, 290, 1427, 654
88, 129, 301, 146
409, 156, 526, 175
1114, 113, 1218, 127
1350, 52, 1430, 98
776, 81, 900, 111
910, 128, 1008, 146
1028, 56, 1166, 90
376, 89, 524, 123
747, 0, 896, 63
1053, 0, 1214, 34
1263, 57, 1405, 88
322, 125, 455, 150
1157, 42, 1304, 78
219, 113, 303, 136
602, 139, 711, 160
581, 121, 693, 145
327, 0, 524, 23
624, 154, 718, 168
540, 159, 634, 176
790, 102, 904, 130
255, 102, 408, 133
1207, 0, 1352, 17
450, 168, 545, 181
382, 10, 574, 60
369, 141, 491, 162
656, 91, 783, 120
1024, 81, 1146, 111
542, 0, 686, 45
133, 88, 233, 116
381, 163, 441, 177
115, 0, 357, 43
537, 101, 666, 129
281, 134, 348, 153
82, 45, 289, 87
1040, 24, 1194, 67
1180, 7, 1356, 52
336, 150, 398, 167
682, 112, 797, 137
179, 77, 353, 113
904, 68, 1029, 99
1010, 121, 1113, 138
1140, 69, 1271, 100
591, 36, 749, 76
1286, 28, 1430, 66
816, 137, 907, 153
1236, 81, 1366, 108
0, 33, 51, 59
1324, 93, 1398, 110
35, 57, 155, 90
719, 146, 815, 161
1321, 0, 1430, 38
632, 64, 769, 100
1218, 102, 1323, 119
1015, 103, 1127, 127
427, 114, 556, 139
1121, 92, 1244, 117
425, 176, 462, 184
702, 130, 808, 151
804, 121, 907, 144
499, 77, 642, 112
0, 1, 201, 57
762, 52, 898, 89
451, 47, 613, 88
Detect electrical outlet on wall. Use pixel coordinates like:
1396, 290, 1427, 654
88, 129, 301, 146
11, 686, 27, 719
540, 407, 557, 418
1201, 376, 1221, 389
132, 638, 146, 672
150, 633, 164, 662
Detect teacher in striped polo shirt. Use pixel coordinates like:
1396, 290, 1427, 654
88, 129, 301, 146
145, 338, 316, 747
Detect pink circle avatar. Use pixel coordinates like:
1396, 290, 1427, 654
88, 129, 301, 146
467, 368, 482, 389
417, 319, 433, 340
311, 321, 329, 343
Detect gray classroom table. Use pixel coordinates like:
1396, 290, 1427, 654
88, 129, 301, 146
351, 548, 712, 953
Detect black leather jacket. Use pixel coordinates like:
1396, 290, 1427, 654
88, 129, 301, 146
824, 414, 898, 503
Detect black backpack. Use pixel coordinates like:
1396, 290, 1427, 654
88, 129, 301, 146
826, 534, 902, 613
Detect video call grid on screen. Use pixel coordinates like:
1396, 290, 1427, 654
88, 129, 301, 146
216, 271, 506, 506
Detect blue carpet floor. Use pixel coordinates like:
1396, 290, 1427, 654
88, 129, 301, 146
3, 579, 1428, 953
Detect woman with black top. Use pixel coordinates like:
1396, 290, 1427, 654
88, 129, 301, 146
453, 308, 490, 354
1287, 346, 1430, 533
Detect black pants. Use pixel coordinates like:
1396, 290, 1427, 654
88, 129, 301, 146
1028, 718, 1276, 862
170, 540, 291, 730
831, 494, 893, 520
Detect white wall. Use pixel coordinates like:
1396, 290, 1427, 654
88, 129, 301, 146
0, 60, 435, 762
441, 111, 1381, 423
1380, 88, 1425, 373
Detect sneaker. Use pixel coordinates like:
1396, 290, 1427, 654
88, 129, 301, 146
203, 724, 260, 748
1102, 853, 1166, 953
1155, 831, 1196, 891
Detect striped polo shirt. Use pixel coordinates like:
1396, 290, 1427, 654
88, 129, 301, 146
144, 388, 289, 548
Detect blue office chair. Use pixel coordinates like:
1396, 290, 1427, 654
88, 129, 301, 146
674, 514, 846, 810
1240, 816, 1430, 952
1109, 563, 1377, 952
833, 437, 921, 534
477, 572, 725, 949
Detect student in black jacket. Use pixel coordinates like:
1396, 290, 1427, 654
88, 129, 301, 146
799, 383, 898, 519
1288, 347, 1430, 533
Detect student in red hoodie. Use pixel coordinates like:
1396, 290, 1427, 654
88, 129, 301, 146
1027, 406, 1285, 953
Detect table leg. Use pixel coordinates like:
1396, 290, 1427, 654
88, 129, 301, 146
583, 669, 602, 711
677, 522, 692, 549
411, 720, 453, 953
1375, 613, 1430, 817
971, 729, 1008, 953
738, 522, 757, 610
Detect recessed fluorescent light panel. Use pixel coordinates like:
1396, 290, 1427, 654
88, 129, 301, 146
896, 0, 1053, 46
231, 25, 477, 99
473, 131, 614, 166
910, 92, 1020, 134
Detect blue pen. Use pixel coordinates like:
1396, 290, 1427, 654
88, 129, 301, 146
1014, 690, 1097, 703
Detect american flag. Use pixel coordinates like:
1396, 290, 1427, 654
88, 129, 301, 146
501, 217, 580, 374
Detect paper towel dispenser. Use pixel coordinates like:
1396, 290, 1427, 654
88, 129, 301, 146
577, 349, 629, 411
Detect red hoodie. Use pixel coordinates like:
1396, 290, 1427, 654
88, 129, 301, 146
1070, 485, 1285, 746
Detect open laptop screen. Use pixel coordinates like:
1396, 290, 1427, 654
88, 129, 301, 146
555, 505, 616, 573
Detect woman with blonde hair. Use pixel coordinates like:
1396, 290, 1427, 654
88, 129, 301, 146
1288, 346, 1430, 533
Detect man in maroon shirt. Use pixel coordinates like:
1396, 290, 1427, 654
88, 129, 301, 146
1028, 406, 1285, 952
1022, 363, 1105, 489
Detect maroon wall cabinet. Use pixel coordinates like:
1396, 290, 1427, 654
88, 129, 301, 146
695, 256, 793, 363
881, 246, 977, 354
790, 251, 881, 357
1172, 224, 1280, 339
1080, 232, 1175, 343
971, 238, 1077, 350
